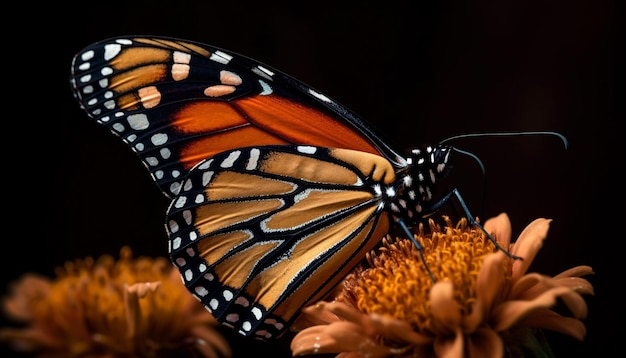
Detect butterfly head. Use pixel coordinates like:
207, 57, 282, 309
389, 144, 454, 222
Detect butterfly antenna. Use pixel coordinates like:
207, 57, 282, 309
440, 131, 568, 149
441, 130, 568, 221
451, 147, 486, 176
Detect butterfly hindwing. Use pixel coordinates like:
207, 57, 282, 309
70, 36, 406, 199
166, 145, 392, 339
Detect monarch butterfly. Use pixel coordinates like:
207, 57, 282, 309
69, 36, 553, 341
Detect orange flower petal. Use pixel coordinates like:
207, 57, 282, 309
1, 274, 50, 322
191, 325, 232, 358
369, 313, 432, 345
483, 213, 512, 248
466, 327, 504, 358
512, 273, 594, 302
509, 273, 546, 299
290, 320, 392, 357
433, 329, 464, 358
430, 281, 462, 333
465, 251, 507, 331
555, 288, 589, 319
510, 218, 552, 278
325, 301, 373, 326
555, 265, 594, 279
292, 301, 342, 331
124, 281, 162, 338
552, 276, 595, 296
492, 286, 578, 331
520, 309, 587, 341
0, 327, 56, 352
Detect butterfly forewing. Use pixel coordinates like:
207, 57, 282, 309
70, 36, 405, 199
166, 145, 391, 339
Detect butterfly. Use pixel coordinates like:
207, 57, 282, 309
70, 36, 515, 340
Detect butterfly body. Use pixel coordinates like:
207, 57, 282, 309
70, 36, 455, 340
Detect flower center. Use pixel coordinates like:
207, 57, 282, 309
339, 216, 507, 334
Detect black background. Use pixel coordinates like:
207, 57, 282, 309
3, 0, 619, 357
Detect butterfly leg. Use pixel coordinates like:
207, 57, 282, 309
426, 188, 522, 261
395, 218, 437, 282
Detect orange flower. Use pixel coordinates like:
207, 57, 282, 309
0, 246, 231, 358
291, 213, 594, 357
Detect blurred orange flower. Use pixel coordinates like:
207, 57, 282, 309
0, 246, 231, 358
291, 213, 594, 358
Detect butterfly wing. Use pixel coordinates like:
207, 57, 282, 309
166, 145, 393, 340
70, 36, 407, 199
70, 36, 409, 340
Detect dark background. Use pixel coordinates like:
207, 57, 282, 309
3, 0, 619, 356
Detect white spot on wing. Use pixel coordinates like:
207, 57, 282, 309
221, 151, 241, 168
247, 148, 260, 170
308, 89, 332, 102
169, 220, 179, 233
183, 210, 192, 224
258, 80, 273, 95
112, 123, 125, 132
242, 321, 252, 331
81, 50, 95, 61
172, 63, 191, 81
174, 196, 187, 208
202, 171, 214, 186
297, 146, 317, 154
169, 181, 181, 195
127, 114, 149, 130
251, 307, 262, 319
103, 44, 121, 61
173, 51, 191, 64
198, 159, 213, 170
210, 50, 233, 64
220, 70, 242, 85
151, 133, 168, 146
195, 286, 208, 297
253, 65, 274, 80
209, 299, 219, 310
